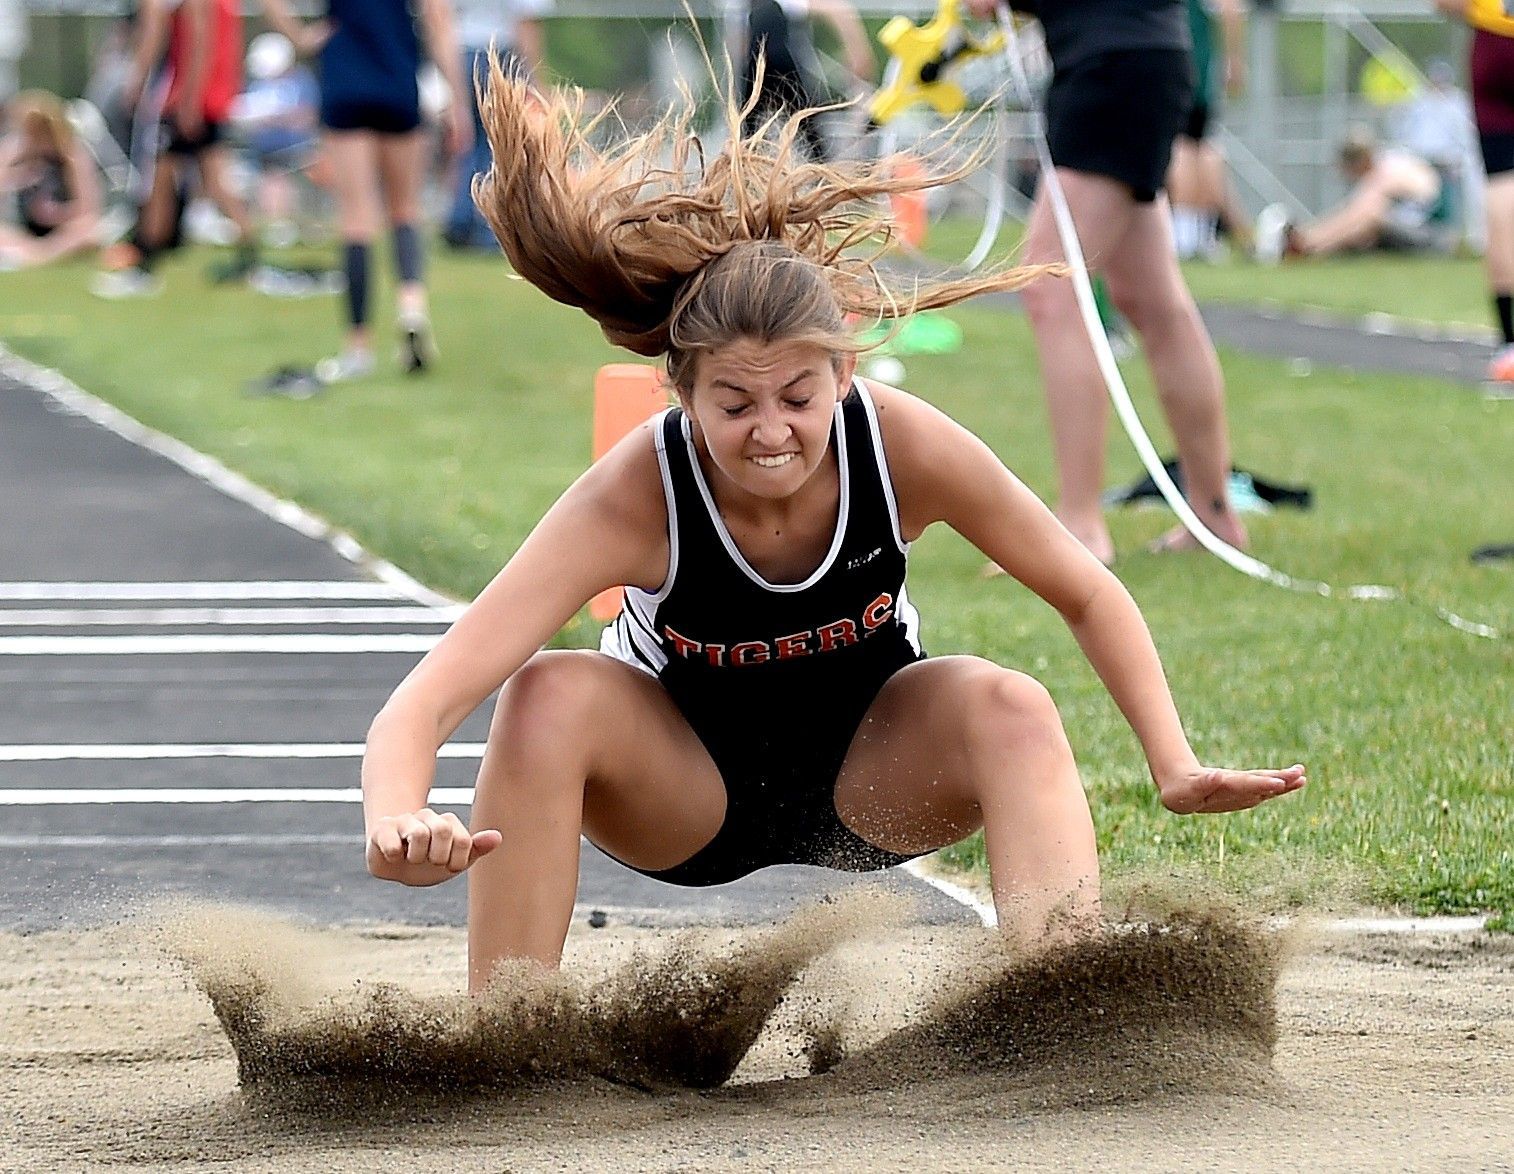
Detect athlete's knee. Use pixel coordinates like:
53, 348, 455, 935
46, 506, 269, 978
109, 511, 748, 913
1018, 267, 1075, 328
489, 650, 603, 765
962, 667, 1070, 764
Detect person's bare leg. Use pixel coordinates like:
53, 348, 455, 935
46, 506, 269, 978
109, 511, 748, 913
1102, 198, 1246, 551
197, 144, 256, 244
834, 656, 1100, 952
376, 129, 428, 321
1019, 170, 1141, 565
1483, 174, 1514, 297
138, 150, 182, 254
1294, 189, 1389, 256
466, 650, 726, 987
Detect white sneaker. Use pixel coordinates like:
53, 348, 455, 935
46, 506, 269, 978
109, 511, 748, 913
1254, 204, 1290, 265
398, 309, 435, 374
90, 268, 163, 299
314, 348, 375, 384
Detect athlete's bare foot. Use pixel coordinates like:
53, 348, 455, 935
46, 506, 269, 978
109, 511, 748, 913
1149, 503, 1248, 554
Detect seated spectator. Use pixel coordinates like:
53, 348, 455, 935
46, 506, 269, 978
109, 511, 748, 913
0, 90, 103, 268
231, 31, 319, 246
1256, 128, 1444, 260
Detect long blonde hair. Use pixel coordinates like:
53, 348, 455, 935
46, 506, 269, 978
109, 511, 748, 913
475, 60, 1057, 390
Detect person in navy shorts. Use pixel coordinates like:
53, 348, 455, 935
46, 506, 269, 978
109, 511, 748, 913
262, 0, 471, 381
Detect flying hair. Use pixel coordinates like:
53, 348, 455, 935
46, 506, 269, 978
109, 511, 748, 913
474, 52, 1060, 389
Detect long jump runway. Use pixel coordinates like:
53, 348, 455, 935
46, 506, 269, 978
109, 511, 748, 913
0, 364, 972, 933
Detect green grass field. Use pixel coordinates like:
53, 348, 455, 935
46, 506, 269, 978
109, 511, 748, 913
2, 244, 1509, 919
925, 214, 1497, 330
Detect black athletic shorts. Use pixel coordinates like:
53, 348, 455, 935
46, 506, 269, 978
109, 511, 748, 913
159, 118, 225, 156
1481, 132, 1514, 177
320, 98, 422, 135
1045, 48, 1194, 202
612, 645, 928, 888
1182, 99, 1211, 143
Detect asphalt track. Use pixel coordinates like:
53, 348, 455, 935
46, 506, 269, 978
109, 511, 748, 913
0, 359, 972, 935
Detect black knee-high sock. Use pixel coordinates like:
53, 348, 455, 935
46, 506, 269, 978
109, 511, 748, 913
343, 241, 370, 331
1495, 292, 1513, 345
392, 223, 423, 285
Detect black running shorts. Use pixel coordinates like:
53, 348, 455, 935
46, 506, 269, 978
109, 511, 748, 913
1045, 48, 1195, 202
320, 98, 422, 135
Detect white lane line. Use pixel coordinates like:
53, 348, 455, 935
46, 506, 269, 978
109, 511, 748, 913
0, 581, 412, 602
0, 633, 444, 655
0, 834, 360, 847
0, 743, 485, 761
899, 860, 1495, 935
0, 605, 462, 627
1321, 915, 1493, 934
0, 788, 475, 804
902, 858, 997, 927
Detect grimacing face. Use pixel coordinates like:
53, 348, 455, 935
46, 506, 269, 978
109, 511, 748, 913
683, 337, 856, 503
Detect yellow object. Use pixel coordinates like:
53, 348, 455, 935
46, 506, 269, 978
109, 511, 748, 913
1466, 0, 1514, 37
867, 0, 1005, 126
1360, 53, 1419, 106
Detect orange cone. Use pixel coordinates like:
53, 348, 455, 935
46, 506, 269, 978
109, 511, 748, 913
889, 154, 928, 252
589, 364, 670, 621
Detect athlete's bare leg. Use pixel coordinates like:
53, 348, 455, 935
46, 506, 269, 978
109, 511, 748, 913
1101, 198, 1246, 553
466, 650, 726, 987
833, 656, 1100, 952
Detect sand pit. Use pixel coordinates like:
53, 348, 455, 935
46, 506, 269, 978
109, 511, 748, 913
1, 897, 1509, 1172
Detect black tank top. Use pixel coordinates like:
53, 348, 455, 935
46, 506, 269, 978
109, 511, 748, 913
601, 381, 923, 705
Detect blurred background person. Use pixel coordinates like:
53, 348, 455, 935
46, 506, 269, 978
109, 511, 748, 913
1166, 0, 1251, 260
1256, 128, 1443, 259
0, 0, 25, 111
741, 0, 876, 163
231, 30, 319, 247
443, 0, 548, 251
261, 0, 471, 382
95, 0, 258, 297
1438, 0, 1514, 387
0, 90, 103, 268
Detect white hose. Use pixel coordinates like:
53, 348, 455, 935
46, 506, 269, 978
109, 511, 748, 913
988, 4, 1503, 641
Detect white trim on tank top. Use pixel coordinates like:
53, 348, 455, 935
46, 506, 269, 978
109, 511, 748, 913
679, 396, 851, 593
854, 379, 910, 556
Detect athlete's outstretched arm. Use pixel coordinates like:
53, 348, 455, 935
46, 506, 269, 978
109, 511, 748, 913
362, 423, 671, 884
875, 383, 1306, 814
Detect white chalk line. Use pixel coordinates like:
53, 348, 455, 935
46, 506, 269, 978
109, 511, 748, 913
0, 581, 410, 602
0, 633, 445, 655
0, 834, 359, 848
0, 743, 486, 761
0, 605, 463, 627
0, 787, 475, 804
902, 859, 1493, 935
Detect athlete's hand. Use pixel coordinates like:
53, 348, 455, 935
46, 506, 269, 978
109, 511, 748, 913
366, 808, 502, 886
1157, 764, 1306, 814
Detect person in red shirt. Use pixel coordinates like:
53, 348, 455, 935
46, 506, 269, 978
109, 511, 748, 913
95, 0, 258, 297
